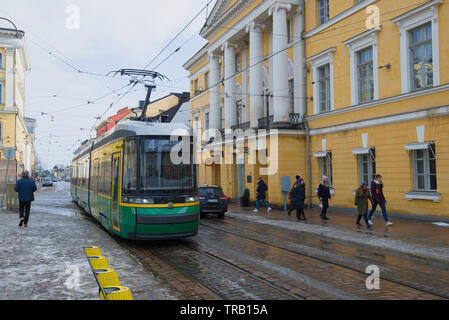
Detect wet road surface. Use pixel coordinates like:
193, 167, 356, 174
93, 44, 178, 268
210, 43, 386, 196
2, 182, 448, 300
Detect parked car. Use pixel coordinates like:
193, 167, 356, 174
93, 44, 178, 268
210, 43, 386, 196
52, 177, 58, 183
199, 185, 228, 219
43, 177, 53, 187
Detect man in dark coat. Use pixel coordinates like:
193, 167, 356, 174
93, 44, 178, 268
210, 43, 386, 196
291, 180, 307, 221
288, 175, 304, 216
318, 176, 331, 220
253, 178, 272, 213
14, 170, 37, 228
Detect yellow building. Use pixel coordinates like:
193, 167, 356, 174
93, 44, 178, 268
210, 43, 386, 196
0, 26, 31, 182
184, 0, 449, 219
144, 92, 190, 123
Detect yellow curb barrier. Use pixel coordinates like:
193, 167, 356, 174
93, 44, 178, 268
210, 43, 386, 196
84, 246, 133, 300
94, 268, 121, 288
100, 286, 133, 300
84, 246, 101, 257
88, 256, 109, 270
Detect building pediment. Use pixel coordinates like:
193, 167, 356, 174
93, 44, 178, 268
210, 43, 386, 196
200, 0, 252, 40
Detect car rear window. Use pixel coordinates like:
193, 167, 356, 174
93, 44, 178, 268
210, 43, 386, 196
199, 187, 224, 197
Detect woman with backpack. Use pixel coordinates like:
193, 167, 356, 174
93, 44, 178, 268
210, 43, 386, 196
355, 182, 373, 229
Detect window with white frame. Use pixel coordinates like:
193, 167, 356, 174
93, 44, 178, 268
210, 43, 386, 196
194, 79, 199, 94
317, 0, 329, 25
235, 52, 240, 73
320, 153, 333, 187
344, 27, 379, 105
357, 47, 374, 103
359, 151, 376, 185
308, 47, 335, 115
0, 53, 3, 69
412, 144, 437, 191
204, 111, 210, 131
409, 23, 433, 90
205, 72, 209, 90
0, 81, 3, 105
318, 64, 331, 113
393, 0, 441, 93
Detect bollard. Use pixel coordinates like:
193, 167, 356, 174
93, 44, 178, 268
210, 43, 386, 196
88, 256, 109, 270
94, 268, 121, 288
84, 246, 101, 257
100, 286, 133, 300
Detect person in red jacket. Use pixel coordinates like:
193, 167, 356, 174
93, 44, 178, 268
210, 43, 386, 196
368, 174, 393, 226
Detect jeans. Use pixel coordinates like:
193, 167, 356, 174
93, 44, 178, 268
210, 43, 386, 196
256, 199, 270, 210
356, 214, 370, 226
19, 201, 32, 225
368, 202, 389, 223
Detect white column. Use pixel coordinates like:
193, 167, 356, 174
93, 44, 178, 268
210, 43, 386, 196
208, 53, 221, 130
293, 6, 305, 118
5, 48, 15, 111
222, 41, 238, 129
269, 2, 291, 125
246, 22, 265, 129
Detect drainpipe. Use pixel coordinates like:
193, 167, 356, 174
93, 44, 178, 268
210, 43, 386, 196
305, 122, 312, 208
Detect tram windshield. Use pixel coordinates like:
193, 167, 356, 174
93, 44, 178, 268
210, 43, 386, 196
122, 138, 195, 195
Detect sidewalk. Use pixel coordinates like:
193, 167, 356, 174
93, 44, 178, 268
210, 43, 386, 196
226, 204, 449, 262
0, 183, 177, 300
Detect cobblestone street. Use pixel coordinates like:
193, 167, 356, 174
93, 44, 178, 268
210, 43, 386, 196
1, 182, 448, 300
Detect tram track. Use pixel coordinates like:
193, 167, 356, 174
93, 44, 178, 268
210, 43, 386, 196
199, 220, 449, 300
118, 238, 306, 300
178, 240, 307, 300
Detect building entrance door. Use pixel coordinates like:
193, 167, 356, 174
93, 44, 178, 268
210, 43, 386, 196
237, 163, 245, 199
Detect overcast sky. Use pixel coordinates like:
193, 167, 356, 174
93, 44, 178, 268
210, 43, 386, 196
0, 0, 215, 169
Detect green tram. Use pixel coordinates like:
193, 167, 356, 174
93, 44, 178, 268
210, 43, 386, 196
70, 121, 199, 240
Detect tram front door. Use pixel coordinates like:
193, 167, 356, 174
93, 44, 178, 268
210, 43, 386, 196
111, 153, 121, 232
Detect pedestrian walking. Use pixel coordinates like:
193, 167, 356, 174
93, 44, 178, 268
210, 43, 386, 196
253, 178, 272, 213
14, 170, 37, 228
355, 182, 373, 229
287, 183, 296, 216
318, 176, 331, 220
287, 175, 303, 216
291, 180, 307, 221
368, 174, 393, 226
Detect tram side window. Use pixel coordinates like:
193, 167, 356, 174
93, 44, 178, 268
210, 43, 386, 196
77, 165, 82, 187
93, 158, 100, 193
123, 140, 138, 195
101, 156, 112, 197
99, 158, 105, 195
83, 162, 88, 188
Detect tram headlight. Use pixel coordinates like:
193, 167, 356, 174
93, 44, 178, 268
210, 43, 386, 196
124, 197, 154, 204
185, 196, 198, 203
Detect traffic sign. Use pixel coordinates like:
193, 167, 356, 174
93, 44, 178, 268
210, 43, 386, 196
4, 148, 16, 160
